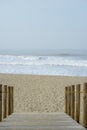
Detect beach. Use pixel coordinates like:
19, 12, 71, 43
0, 73, 87, 113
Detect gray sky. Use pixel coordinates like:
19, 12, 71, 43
0, 0, 87, 51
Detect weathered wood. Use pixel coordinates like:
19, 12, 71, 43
66, 87, 68, 114
67, 87, 71, 116
0, 84, 3, 121
6, 86, 8, 117
74, 84, 80, 123
8, 86, 13, 115
3, 85, 8, 118
68, 87, 71, 116
83, 83, 87, 128
8, 86, 12, 115
65, 87, 67, 113
0, 85, 11, 121
11, 87, 14, 113
8, 86, 10, 115
0, 113, 86, 130
67, 87, 69, 115
71, 85, 75, 119
10, 87, 13, 114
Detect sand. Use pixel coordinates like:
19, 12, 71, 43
0, 73, 87, 113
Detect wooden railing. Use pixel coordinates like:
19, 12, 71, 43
65, 83, 87, 128
0, 84, 14, 121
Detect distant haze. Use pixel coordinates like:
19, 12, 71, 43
0, 0, 87, 51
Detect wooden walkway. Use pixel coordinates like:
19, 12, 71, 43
0, 113, 86, 130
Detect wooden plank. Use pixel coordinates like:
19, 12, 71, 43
71, 85, 75, 119
65, 87, 67, 113
67, 87, 70, 115
11, 87, 14, 113
8, 86, 10, 115
3, 85, 8, 118
8, 86, 12, 115
74, 84, 80, 123
67, 87, 71, 116
0, 84, 3, 121
83, 83, 87, 128
0, 113, 86, 130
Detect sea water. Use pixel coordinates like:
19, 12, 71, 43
0, 49, 87, 76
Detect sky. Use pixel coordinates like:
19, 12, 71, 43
0, 0, 87, 51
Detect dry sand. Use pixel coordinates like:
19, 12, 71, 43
0, 73, 87, 113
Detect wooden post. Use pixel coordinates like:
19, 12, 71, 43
67, 87, 71, 116
83, 83, 87, 128
0, 85, 14, 121
3, 85, 8, 118
69, 87, 71, 116
11, 87, 14, 113
65, 87, 67, 113
8, 87, 12, 115
66, 87, 69, 114
6, 86, 8, 117
8, 86, 10, 116
0, 84, 3, 121
9, 86, 14, 115
67, 87, 69, 115
10, 87, 13, 114
71, 85, 75, 119
74, 84, 80, 123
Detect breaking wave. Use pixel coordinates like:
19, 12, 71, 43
0, 54, 87, 76
0, 55, 87, 67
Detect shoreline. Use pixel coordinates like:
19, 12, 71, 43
0, 72, 87, 78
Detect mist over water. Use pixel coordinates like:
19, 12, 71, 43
0, 49, 87, 76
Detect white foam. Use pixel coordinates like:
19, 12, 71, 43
0, 55, 87, 76
0, 55, 87, 67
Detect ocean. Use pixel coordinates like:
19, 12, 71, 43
0, 49, 87, 76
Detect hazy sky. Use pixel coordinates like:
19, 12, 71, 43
0, 0, 87, 50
